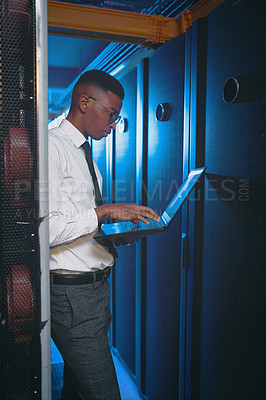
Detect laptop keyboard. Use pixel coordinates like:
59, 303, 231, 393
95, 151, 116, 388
126, 218, 163, 232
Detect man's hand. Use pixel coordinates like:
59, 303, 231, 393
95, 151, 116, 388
95, 203, 160, 225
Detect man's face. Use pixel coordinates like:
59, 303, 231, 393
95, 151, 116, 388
83, 89, 122, 141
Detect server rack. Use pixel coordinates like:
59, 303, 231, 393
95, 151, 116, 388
0, 0, 50, 398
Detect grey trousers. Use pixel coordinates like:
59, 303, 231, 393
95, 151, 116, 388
50, 277, 121, 400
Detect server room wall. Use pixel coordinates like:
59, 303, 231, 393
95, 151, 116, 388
71, 0, 265, 399
190, 0, 265, 399
145, 35, 185, 400
114, 68, 137, 375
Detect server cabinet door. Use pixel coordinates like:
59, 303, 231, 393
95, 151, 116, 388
113, 68, 137, 375
145, 35, 185, 400
193, 1, 266, 399
0, 1, 42, 398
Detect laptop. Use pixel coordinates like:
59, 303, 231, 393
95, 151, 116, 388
94, 167, 206, 241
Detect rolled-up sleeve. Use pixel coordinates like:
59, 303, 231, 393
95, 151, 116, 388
49, 138, 98, 247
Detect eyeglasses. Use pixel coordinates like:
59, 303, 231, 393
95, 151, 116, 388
88, 96, 121, 125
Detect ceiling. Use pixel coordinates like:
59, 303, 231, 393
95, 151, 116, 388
48, 0, 199, 118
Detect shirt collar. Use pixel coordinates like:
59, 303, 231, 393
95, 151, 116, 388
60, 119, 86, 148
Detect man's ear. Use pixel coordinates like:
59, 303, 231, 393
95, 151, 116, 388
78, 95, 90, 114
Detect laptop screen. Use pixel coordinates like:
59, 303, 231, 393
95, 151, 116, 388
162, 167, 206, 225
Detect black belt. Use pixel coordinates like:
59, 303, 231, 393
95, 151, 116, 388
51, 267, 111, 285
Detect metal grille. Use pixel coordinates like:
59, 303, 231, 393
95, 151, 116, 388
0, 1, 41, 398
49, 0, 199, 14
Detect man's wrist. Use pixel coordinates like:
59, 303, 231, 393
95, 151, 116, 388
95, 204, 108, 222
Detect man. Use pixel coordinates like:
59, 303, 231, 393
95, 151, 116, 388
49, 70, 159, 400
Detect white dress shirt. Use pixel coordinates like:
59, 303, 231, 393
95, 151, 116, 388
49, 119, 114, 271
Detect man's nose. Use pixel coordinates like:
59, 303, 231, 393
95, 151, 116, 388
110, 121, 116, 130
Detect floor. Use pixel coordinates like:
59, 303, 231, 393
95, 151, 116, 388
51, 339, 142, 400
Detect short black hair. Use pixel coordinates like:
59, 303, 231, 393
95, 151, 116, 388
75, 69, 124, 100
